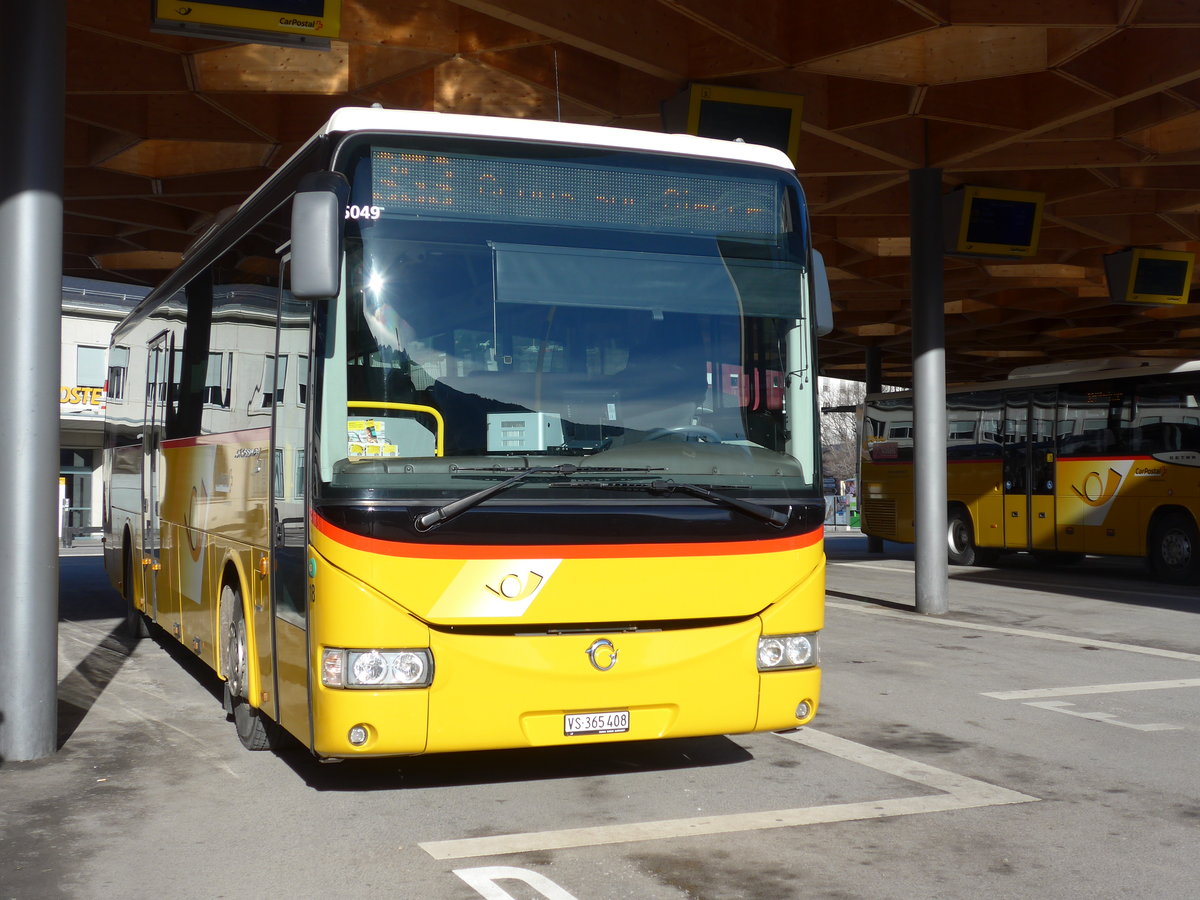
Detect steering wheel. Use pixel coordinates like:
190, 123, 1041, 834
642, 426, 722, 443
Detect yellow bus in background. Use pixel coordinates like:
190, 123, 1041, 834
103, 108, 830, 758
858, 359, 1200, 583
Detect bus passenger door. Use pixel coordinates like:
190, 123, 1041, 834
141, 332, 171, 622
1002, 392, 1031, 550
270, 267, 313, 744
1028, 390, 1057, 550
1003, 390, 1057, 551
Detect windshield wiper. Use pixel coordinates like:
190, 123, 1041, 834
557, 478, 790, 529
413, 464, 660, 532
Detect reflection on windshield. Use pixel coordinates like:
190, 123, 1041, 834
318, 228, 814, 498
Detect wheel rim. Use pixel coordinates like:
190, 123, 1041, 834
227, 616, 248, 700
949, 520, 969, 554
1160, 528, 1193, 570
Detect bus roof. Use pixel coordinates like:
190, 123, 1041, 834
313, 106, 797, 173
116, 107, 800, 340
865, 357, 1200, 400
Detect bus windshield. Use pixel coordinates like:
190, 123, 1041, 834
315, 139, 817, 502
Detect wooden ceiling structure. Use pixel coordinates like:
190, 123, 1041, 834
64, 1, 1200, 385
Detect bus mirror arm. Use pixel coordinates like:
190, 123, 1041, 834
291, 171, 350, 300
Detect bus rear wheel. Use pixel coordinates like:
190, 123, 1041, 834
1148, 512, 1200, 584
947, 509, 980, 566
222, 585, 279, 751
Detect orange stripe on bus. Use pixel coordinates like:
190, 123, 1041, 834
311, 511, 821, 560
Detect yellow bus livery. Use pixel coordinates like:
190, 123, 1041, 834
104, 108, 831, 757
859, 358, 1200, 584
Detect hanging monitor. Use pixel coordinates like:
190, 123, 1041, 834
1104, 248, 1195, 306
151, 1, 340, 48
944, 186, 1045, 258
661, 85, 804, 164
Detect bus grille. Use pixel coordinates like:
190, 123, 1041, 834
862, 499, 897, 536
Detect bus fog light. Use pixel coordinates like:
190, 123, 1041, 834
795, 701, 812, 720
757, 632, 819, 671
348, 725, 369, 746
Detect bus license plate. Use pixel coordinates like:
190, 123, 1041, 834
564, 710, 630, 736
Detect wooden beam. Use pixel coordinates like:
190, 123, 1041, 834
655, 0, 792, 66
447, 0, 689, 80
458, 7, 553, 53
796, 129, 915, 175
790, 0, 938, 65
947, 139, 1148, 171
65, 199, 197, 233
947, 1, 1118, 26
472, 44, 673, 117
66, 28, 189, 93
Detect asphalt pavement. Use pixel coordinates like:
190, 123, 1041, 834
3, 532, 1198, 899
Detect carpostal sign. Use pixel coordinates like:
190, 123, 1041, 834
153, 1, 341, 41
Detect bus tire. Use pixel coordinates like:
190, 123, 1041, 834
1148, 511, 1200, 584
947, 508, 981, 566
123, 539, 149, 639
223, 584, 279, 751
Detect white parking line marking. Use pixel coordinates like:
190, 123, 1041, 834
829, 562, 911, 573
1021, 700, 1184, 732
827, 601, 1200, 663
417, 728, 1037, 860
454, 866, 580, 900
983, 678, 1200, 701
827, 560, 1198, 602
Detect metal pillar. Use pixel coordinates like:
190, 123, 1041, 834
864, 347, 884, 554
0, 0, 65, 760
908, 168, 948, 615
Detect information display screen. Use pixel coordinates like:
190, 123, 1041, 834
369, 147, 782, 239
965, 197, 1038, 247
1132, 256, 1191, 297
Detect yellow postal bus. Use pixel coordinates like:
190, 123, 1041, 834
859, 358, 1200, 583
103, 107, 830, 757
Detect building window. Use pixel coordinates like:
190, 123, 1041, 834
260, 355, 288, 408
294, 449, 306, 499
205, 352, 232, 408
106, 346, 129, 402
298, 355, 309, 406
273, 448, 285, 499
77, 345, 107, 388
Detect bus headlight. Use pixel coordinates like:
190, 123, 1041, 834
757, 633, 819, 671
321, 648, 433, 688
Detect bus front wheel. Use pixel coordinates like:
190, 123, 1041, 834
222, 585, 279, 751
1148, 512, 1200, 584
123, 541, 149, 639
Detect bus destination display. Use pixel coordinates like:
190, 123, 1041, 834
370, 148, 781, 238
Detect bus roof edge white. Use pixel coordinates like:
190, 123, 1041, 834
315, 106, 797, 173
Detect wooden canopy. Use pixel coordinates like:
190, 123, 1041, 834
65, 1, 1200, 383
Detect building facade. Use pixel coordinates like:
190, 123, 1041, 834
60, 278, 146, 541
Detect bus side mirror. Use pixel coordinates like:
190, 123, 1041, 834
811, 249, 834, 336
291, 171, 349, 300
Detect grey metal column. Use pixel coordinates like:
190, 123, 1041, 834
0, 0, 65, 760
864, 347, 884, 554
909, 168, 948, 615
